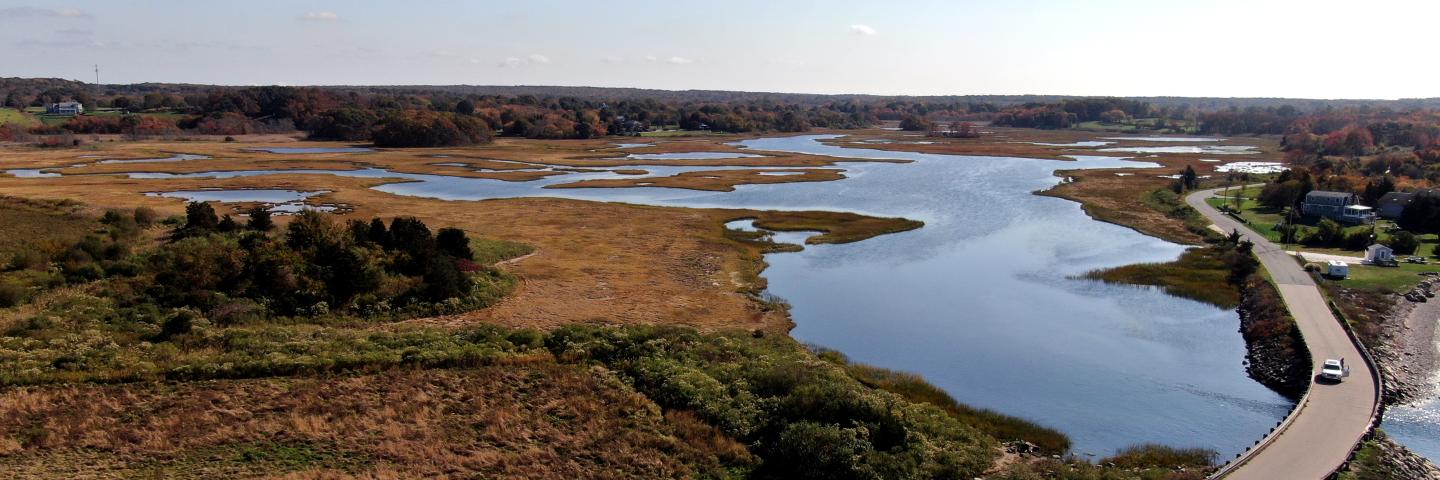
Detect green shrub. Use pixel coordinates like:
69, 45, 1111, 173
159, 309, 198, 340
133, 206, 158, 227
1103, 444, 1216, 469
762, 421, 871, 479
0, 279, 25, 307
1386, 230, 1419, 255
546, 325, 997, 479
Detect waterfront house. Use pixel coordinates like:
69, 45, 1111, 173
1301, 190, 1375, 224
46, 101, 83, 115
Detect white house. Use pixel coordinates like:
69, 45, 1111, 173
46, 101, 83, 115
1327, 260, 1350, 278
1365, 244, 1395, 265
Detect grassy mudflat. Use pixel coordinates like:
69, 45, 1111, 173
739, 210, 925, 244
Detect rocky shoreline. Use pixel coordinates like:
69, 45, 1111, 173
1369, 281, 1439, 406
1236, 275, 1310, 399
1346, 431, 1440, 480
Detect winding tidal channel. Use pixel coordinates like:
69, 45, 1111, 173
8, 135, 1294, 457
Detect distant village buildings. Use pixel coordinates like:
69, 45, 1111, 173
46, 101, 83, 115
1301, 190, 1375, 224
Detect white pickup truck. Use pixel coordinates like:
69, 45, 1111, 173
1320, 358, 1350, 382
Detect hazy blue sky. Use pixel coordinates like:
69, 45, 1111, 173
1, 0, 1435, 99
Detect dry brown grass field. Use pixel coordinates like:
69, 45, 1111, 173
0, 366, 738, 479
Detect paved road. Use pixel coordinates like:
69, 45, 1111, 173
1187, 188, 1379, 479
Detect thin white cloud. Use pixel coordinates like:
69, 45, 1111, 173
0, 6, 93, 20
643, 55, 692, 65
498, 54, 551, 67
601, 55, 623, 64
850, 24, 876, 36
299, 11, 339, 22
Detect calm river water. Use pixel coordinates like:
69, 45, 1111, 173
8, 134, 1295, 457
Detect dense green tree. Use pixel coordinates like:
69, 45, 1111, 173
898, 114, 930, 132
1388, 230, 1420, 254
306, 107, 379, 141
436, 227, 472, 260
245, 205, 274, 232
285, 209, 344, 252
372, 110, 492, 147
1400, 194, 1440, 234
1308, 218, 1345, 246
184, 201, 219, 232
1180, 165, 1199, 190
455, 99, 476, 115
217, 215, 239, 232
421, 254, 470, 301
367, 218, 391, 246
1362, 175, 1396, 206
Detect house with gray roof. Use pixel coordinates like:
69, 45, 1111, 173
1301, 190, 1374, 224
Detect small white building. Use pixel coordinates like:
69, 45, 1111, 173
1365, 244, 1395, 265
46, 101, 83, 115
1327, 260, 1350, 279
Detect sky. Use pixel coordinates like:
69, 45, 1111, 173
1, 0, 1436, 99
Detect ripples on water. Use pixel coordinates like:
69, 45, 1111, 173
1385, 352, 1440, 462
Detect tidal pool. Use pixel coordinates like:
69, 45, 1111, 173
4, 169, 60, 178
1104, 137, 1222, 143
624, 152, 765, 160
146, 189, 336, 213
247, 147, 375, 154
98, 153, 212, 164
1023, 141, 1114, 147
1215, 162, 1287, 174
725, 219, 818, 246
1098, 145, 1258, 155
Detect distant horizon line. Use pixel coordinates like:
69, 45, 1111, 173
9, 76, 1439, 102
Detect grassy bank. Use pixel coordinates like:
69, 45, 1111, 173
0, 108, 38, 127
1086, 246, 1240, 308
1085, 221, 1253, 309
814, 348, 1070, 454
739, 210, 924, 244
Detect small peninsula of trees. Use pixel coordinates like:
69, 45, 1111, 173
0, 200, 514, 321
156, 206, 507, 318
